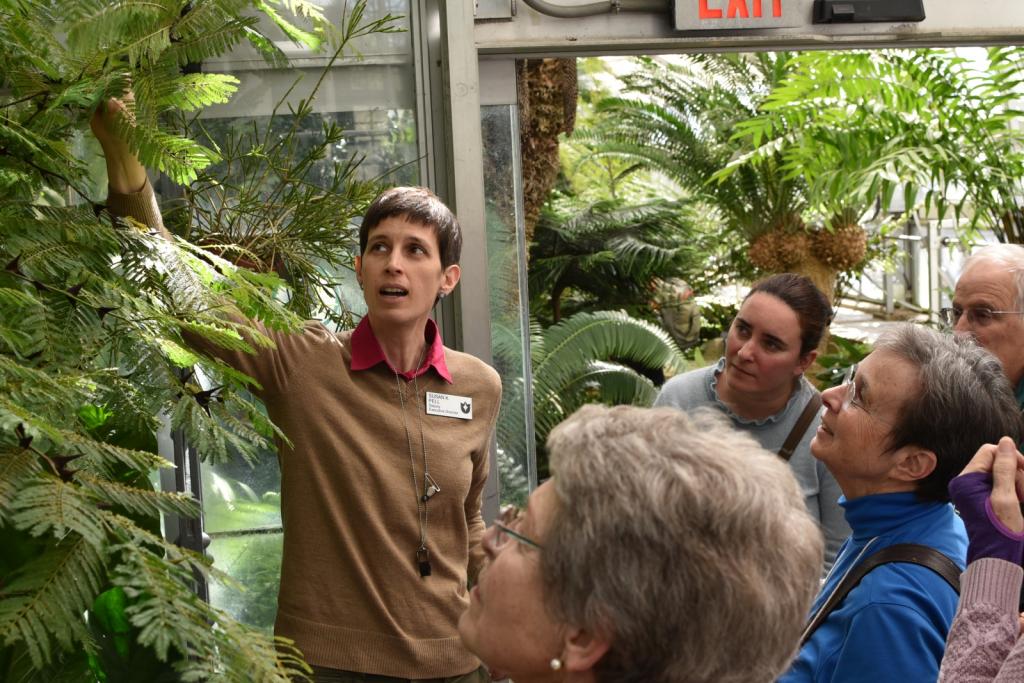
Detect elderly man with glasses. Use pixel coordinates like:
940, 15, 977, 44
779, 324, 1022, 683
942, 244, 1024, 407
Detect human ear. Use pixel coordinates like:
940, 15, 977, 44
561, 625, 611, 674
354, 255, 363, 286
441, 264, 461, 295
893, 448, 937, 483
795, 349, 818, 375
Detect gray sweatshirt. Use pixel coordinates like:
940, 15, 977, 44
655, 359, 849, 570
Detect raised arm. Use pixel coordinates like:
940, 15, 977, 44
90, 98, 170, 239
89, 97, 288, 391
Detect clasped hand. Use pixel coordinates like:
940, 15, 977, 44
949, 437, 1024, 567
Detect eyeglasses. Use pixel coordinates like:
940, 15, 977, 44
492, 506, 544, 551
839, 364, 864, 412
939, 306, 1024, 328
839, 364, 893, 426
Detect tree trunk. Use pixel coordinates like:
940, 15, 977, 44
792, 256, 839, 368
793, 256, 838, 306
517, 58, 578, 245
552, 284, 565, 323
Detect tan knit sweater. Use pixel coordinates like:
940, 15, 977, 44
108, 182, 503, 678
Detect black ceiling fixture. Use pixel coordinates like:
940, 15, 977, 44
813, 0, 925, 23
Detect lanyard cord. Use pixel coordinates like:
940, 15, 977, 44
394, 349, 434, 575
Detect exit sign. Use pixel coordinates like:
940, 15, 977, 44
675, 0, 802, 30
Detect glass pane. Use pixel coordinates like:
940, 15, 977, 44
202, 448, 283, 534
209, 0, 411, 66
207, 532, 284, 634
481, 104, 535, 508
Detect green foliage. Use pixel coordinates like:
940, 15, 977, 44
529, 192, 725, 324
0, 0, 400, 680
178, 98, 383, 329
697, 300, 739, 345
718, 48, 1024, 243
815, 334, 871, 388
573, 53, 805, 249
496, 311, 686, 478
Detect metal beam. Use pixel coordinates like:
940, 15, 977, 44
475, 0, 1024, 57
441, 3, 493, 364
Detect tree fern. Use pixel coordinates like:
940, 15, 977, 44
1, 1, 400, 680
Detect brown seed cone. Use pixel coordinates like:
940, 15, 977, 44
811, 224, 868, 270
748, 229, 812, 271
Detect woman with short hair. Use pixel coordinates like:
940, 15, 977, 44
458, 404, 824, 683
655, 273, 848, 568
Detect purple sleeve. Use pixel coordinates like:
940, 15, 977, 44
949, 472, 1024, 565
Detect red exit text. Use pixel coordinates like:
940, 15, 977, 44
699, 0, 783, 19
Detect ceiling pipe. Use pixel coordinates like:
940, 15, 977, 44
519, 0, 670, 19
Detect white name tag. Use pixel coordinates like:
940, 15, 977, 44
426, 392, 473, 420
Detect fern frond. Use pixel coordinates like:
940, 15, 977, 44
107, 541, 205, 662
0, 447, 43, 513
166, 16, 258, 67
0, 535, 104, 669
152, 72, 240, 112
64, 0, 167, 65
119, 121, 220, 186
0, 397, 65, 444
9, 475, 111, 548
0, 356, 89, 419
59, 429, 170, 474
253, 0, 322, 50
240, 24, 290, 67
76, 472, 200, 519
0, 287, 46, 357
178, 320, 256, 354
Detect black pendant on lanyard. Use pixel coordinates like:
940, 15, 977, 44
417, 546, 432, 577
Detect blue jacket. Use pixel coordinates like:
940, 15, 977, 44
778, 492, 967, 683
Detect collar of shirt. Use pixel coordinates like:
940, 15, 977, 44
350, 316, 452, 384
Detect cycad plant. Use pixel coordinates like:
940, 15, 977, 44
529, 192, 718, 324
495, 311, 686, 480
0, 1, 395, 680
720, 48, 1024, 245
573, 54, 806, 283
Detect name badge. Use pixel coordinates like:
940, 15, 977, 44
426, 392, 473, 420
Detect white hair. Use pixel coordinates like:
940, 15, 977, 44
962, 244, 1024, 311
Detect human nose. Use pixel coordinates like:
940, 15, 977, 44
736, 340, 755, 361
953, 311, 972, 333
384, 249, 404, 272
820, 383, 844, 414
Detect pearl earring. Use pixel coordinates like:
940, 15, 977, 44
549, 657, 562, 671
438, 290, 447, 300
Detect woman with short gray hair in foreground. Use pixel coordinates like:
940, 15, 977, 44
458, 404, 824, 683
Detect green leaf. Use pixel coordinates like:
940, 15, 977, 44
157, 338, 201, 368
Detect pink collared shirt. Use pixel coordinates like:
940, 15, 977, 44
349, 317, 453, 384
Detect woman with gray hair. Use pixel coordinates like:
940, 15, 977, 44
780, 324, 1024, 683
458, 404, 824, 683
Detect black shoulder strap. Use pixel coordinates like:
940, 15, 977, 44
778, 392, 822, 462
800, 543, 962, 647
